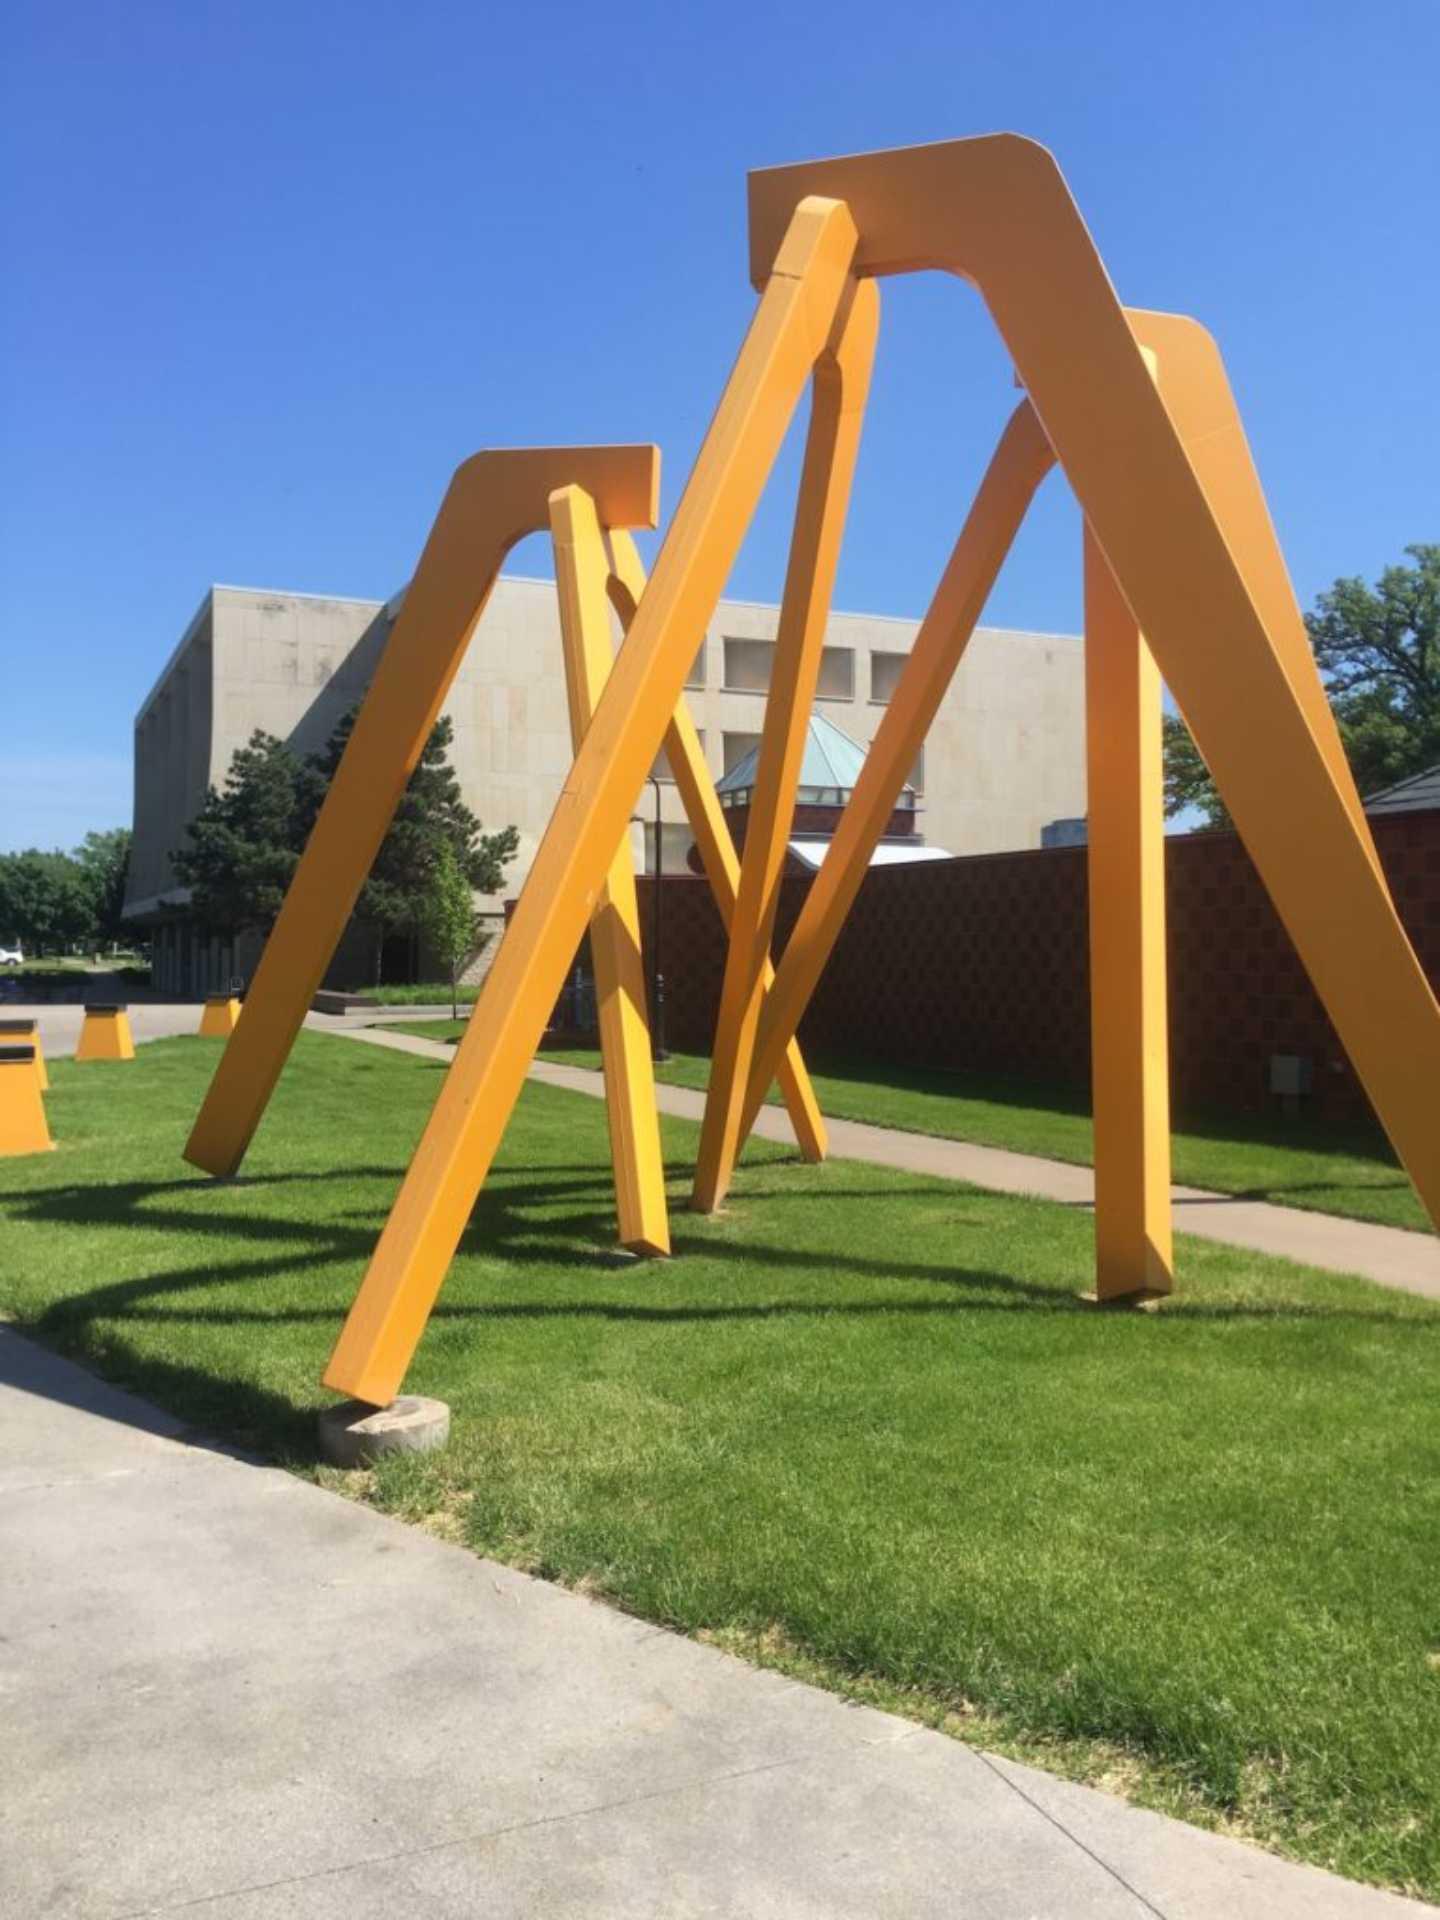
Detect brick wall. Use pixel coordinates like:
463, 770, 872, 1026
632, 806, 1440, 1129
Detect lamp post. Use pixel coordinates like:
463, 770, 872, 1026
647, 775, 669, 1062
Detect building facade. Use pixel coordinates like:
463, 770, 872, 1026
124, 579, 1086, 993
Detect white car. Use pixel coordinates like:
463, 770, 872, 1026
0, 945, 22, 967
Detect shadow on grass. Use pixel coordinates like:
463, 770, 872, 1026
11, 1134, 1435, 1465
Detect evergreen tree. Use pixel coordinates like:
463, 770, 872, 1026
171, 732, 317, 937
171, 711, 518, 982
302, 710, 517, 982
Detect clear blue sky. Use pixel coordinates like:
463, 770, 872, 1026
3, 0, 1436, 850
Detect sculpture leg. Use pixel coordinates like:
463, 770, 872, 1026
184, 446, 659, 1178
607, 529, 828, 1161
748, 139, 1440, 1230
551, 484, 669, 1256
1083, 523, 1173, 1301
737, 399, 1057, 1151
693, 278, 879, 1212
323, 195, 859, 1407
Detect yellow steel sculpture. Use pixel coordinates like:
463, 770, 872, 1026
691, 279, 878, 1212
183, 446, 660, 1179
0, 1044, 52, 1156
185, 136, 1440, 1411
550, 483, 670, 1257
76, 1004, 135, 1062
605, 536, 827, 1163
0, 1018, 48, 1090
199, 995, 242, 1039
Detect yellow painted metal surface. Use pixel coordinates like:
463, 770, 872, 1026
0, 1048, 52, 1156
736, 397, 1058, 1165
182, 135, 1437, 1404
1084, 522, 1173, 1299
745, 140, 1440, 1242
75, 1008, 135, 1062
606, 534, 827, 1162
199, 996, 241, 1039
322, 196, 858, 1406
692, 279, 878, 1214
0, 1019, 48, 1090
550, 484, 670, 1256
183, 447, 660, 1179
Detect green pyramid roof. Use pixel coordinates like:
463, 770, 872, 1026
717, 712, 903, 804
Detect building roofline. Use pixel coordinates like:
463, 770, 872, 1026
134, 588, 216, 730
135, 572, 1081, 728
210, 582, 388, 606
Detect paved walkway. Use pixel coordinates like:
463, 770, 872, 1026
20, 998, 213, 1056
3, 1327, 1431, 1920
322, 1020, 1440, 1303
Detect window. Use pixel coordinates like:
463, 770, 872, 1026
651, 728, 705, 782
722, 730, 762, 775
723, 637, 773, 692
815, 646, 854, 700
685, 641, 706, 689
870, 650, 906, 704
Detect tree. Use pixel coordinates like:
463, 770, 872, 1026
171, 711, 518, 984
0, 848, 96, 954
418, 836, 478, 1019
75, 828, 132, 949
1162, 544, 1440, 827
301, 711, 518, 983
171, 732, 317, 939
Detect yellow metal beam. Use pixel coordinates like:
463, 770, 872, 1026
323, 195, 859, 1407
550, 484, 670, 1256
183, 446, 660, 1179
1126, 311, 1379, 874
1083, 522, 1173, 1300
606, 534, 827, 1161
692, 279, 878, 1213
747, 140, 1440, 1238
735, 397, 1057, 1160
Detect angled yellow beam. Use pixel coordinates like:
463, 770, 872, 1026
606, 533, 827, 1161
323, 196, 859, 1407
183, 446, 659, 1179
550, 484, 670, 1256
736, 397, 1057, 1159
747, 139, 1440, 1234
1083, 521, 1173, 1301
693, 279, 879, 1213
1128, 310, 1379, 874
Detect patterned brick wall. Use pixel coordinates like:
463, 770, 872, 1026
632, 806, 1440, 1130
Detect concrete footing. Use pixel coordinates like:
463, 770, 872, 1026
317, 1395, 451, 1468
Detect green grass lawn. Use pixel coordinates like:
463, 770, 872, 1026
3, 1033, 1438, 1898
385, 1024, 1431, 1236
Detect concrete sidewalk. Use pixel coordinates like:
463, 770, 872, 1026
322, 1021, 1440, 1304
2, 1327, 1432, 1920
19, 999, 213, 1057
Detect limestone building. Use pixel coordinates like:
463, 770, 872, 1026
124, 579, 1086, 994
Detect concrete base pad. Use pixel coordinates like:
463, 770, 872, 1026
317, 1395, 451, 1468
1076, 1288, 1169, 1311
